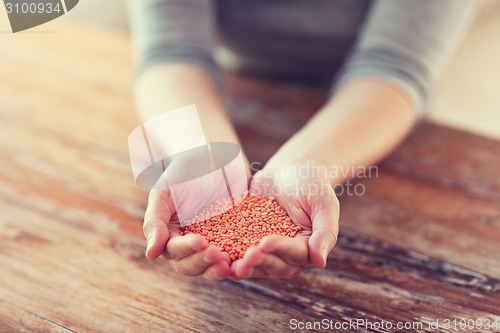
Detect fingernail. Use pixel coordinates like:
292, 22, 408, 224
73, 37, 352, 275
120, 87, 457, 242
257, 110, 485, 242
321, 246, 329, 262
145, 236, 152, 254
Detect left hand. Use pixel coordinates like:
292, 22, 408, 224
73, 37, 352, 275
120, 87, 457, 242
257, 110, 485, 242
231, 164, 340, 279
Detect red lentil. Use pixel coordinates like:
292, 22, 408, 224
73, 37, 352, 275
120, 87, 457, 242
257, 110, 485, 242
180, 195, 302, 261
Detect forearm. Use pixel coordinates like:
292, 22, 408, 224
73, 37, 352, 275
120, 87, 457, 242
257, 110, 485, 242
134, 63, 240, 145
265, 79, 416, 185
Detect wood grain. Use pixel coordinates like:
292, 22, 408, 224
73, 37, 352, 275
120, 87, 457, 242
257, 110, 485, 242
0, 20, 499, 333
0, 301, 71, 333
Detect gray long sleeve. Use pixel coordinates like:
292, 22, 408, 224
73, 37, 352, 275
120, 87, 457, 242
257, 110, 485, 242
334, 0, 478, 116
127, 0, 478, 115
126, 0, 223, 90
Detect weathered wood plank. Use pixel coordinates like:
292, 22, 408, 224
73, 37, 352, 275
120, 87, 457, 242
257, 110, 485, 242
0, 21, 136, 158
0, 199, 322, 333
229, 229, 500, 327
382, 122, 500, 202
1, 177, 498, 332
224, 67, 500, 280
339, 172, 500, 278
0, 300, 71, 333
2, 99, 499, 280
1, 19, 500, 333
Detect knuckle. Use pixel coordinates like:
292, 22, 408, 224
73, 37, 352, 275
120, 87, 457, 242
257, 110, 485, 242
162, 248, 173, 260
142, 219, 154, 235
142, 218, 163, 236
274, 266, 294, 278
164, 241, 185, 261
284, 266, 300, 278
265, 259, 294, 278
173, 261, 198, 277
202, 269, 218, 281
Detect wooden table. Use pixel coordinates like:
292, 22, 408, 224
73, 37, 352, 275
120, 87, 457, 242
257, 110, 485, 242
1, 21, 499, 333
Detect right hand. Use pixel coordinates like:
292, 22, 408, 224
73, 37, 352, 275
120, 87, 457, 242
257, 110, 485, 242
143, 184, 232, 281
143, 145, 237, 281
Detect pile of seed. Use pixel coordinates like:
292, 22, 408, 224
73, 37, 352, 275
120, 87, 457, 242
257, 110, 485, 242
180, 195, 302, 261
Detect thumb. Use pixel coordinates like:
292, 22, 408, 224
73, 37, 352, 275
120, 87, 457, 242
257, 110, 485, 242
308, 194, 339, 268
308, 226, 338, 268
144, 218, 170, 259
143, 186, 175, 259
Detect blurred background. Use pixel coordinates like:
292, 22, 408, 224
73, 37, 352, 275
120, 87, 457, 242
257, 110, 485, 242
0, 3, 499, 331
2, 1, 497, 137
61, 0, 500, 139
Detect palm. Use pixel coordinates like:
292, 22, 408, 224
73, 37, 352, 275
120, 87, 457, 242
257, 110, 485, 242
231, 165, 340, 279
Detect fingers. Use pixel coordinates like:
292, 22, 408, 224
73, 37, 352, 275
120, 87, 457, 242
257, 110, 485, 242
229, 265, 269, 280
143, 186, 175, 259
164, 233, 209, 260
232, 247, 300, 279
173, 245, 230, 278
231, 252, 253, 278
308, 194, 340, 268
165, 234, 231, 281
234, 231, 310, 278
201, 261, 232, 281
258, 235, 309, 266
143, 168, 237, 281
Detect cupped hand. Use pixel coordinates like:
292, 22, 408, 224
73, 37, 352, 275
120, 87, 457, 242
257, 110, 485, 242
142, 147, 238, 281
143, 185, 232, 281
231, 164, 340, 279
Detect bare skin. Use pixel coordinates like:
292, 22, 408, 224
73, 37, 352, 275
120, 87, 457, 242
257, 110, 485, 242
136, 63, 415, 280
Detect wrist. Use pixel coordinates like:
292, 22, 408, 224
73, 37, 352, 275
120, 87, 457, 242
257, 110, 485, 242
263, 149, 340, 185
135, 63, 241, 145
